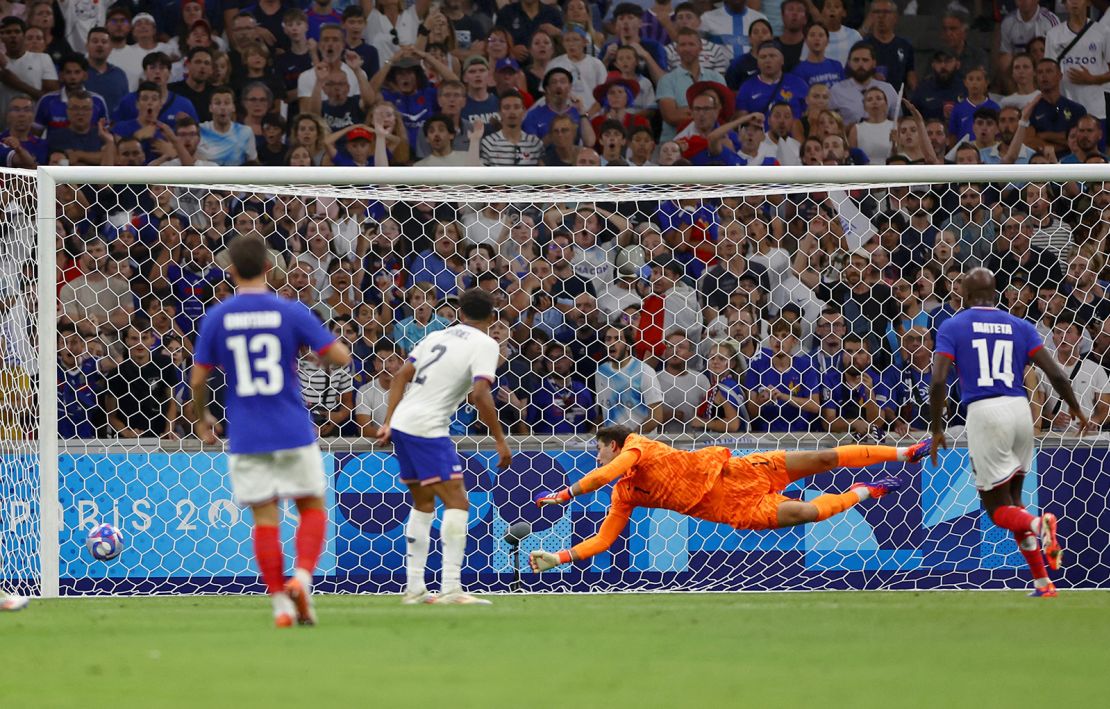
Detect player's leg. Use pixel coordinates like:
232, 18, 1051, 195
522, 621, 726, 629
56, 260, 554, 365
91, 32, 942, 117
774, 476, 901, 527
429, 478, 490, 605
402, 482, 437, 604
251, 500, 295, 627
783, 442, 927, 483
285, 495, 326, 626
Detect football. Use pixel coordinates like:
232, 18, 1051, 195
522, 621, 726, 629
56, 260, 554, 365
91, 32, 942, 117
86, 523, 124, 561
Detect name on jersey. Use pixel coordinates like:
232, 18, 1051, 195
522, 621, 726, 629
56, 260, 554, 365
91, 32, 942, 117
224, 311, 282, 330
972, 322, 1012, 334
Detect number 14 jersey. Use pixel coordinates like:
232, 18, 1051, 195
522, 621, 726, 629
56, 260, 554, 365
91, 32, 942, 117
935, 306, 1044, 406
391, 324, 500, 438
194, 291, 336, 453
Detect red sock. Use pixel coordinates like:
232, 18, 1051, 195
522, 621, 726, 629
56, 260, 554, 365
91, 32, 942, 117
1015, 531, 1049, 582
253, 525, 285, 594
295, 508, 327, 575
991, 505, 1036, 535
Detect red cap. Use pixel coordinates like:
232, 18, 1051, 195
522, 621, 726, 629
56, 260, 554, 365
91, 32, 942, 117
347, 126, 374, 142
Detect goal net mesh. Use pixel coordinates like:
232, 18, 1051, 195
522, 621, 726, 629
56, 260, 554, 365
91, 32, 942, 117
12, 167, 1110, 596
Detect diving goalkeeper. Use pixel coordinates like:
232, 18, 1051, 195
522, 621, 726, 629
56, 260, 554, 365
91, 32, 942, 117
529, 426, 930, 571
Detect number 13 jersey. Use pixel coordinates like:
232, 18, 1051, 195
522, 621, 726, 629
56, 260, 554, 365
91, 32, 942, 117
391, 324, 500, 438
194, 291, 336, 453
935, 306, 1044, 406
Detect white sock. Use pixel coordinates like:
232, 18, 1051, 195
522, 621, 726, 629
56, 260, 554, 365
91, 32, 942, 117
853, 486, 871, 502
440, 508, 469, 595
1031, 516, 1042, 536
405, 509, 434, 593
895, 447, 910, 462
1034, 577, 1051, 589
293, 567, 313, 592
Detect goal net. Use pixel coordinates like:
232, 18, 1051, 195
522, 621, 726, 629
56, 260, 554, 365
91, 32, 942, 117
8, 164, 1110, 597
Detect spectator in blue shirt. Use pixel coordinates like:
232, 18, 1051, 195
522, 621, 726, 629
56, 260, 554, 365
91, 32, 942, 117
821, 333, 893, 437
409, 222, 463, 298
947, 67, 998, 145
46, 90, 107, 164
886, 325, 951, 434
528, 340, 595, 434
392, 281, 451, 352
0, 95, 47, 166
599, 3, 668, 77
58, 330, 106, 438
112, 82, 172, 164
790, 23, 844, 88
523, 68, 591, 142
34, 54, 108, 135
1029, 57, 1086, 155
83, 27, 129, 110
745, 318, 821, 432
690, 342, 746, 434
496, 0, 563, 47
910, 50, 964, 122
306, 0, 342, 40
112, 52, 198, 124
864, 0, 917, 92
736, 40, 809, 119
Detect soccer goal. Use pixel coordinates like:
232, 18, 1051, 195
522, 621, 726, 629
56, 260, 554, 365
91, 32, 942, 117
6, 164, 1110, 598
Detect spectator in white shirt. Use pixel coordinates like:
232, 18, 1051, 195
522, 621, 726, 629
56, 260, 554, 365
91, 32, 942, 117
0, 16, 58, 125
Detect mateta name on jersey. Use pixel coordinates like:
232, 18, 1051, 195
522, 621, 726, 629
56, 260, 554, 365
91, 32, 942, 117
224, 311, 282, 330
971, 322, 1013, 334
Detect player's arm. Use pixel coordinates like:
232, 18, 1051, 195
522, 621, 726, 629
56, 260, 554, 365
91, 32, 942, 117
319, 339, 352, 368
1031, 347, 1091, 435
376, 359, 416, 444
189, 363, 218, 444
536, 448, 640, 505
529, 504, 632, 571
928, 352, 953, 464
471, 377, 513, 470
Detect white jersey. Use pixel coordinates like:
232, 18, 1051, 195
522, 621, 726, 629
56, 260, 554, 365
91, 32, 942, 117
1000, 8, 1060, 54
1045, 20, 1110, 118
390, 324, 500, 438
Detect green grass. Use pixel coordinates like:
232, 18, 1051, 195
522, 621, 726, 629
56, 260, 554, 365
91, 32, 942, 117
3, 592, 1109, 708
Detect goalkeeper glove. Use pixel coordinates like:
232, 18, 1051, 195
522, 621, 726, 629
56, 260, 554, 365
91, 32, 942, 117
535, 488, 572, 506
529, 549, 568, 572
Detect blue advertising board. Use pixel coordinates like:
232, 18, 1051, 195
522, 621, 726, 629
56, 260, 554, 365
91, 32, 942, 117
3, 445, 1105, 595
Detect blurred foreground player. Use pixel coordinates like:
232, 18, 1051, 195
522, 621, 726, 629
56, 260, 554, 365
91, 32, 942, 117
929, 267, 1089, 598
529, 425, 930, 572
191, 234, 352, 627
1, 594, 29, 611
377, 289, 513, 605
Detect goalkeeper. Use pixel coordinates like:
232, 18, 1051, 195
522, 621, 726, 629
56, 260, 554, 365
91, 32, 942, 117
529, 426, 930, 572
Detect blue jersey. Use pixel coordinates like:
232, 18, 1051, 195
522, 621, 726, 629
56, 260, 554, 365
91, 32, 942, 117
194, 292, 336, 454
934, 307, 1043, 406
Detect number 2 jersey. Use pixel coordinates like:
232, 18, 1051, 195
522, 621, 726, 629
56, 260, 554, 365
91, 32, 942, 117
390, 324, 500, 439
194, 291, 336, 454
934, 306, 1044, 406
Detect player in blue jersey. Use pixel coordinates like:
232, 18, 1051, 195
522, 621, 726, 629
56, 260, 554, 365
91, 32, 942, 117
377, 288, 512, 605
928, 268, 1089, 598
191, 234, 352, 627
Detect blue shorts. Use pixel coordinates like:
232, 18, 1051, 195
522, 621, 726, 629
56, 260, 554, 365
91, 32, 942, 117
391, 429, 463, 486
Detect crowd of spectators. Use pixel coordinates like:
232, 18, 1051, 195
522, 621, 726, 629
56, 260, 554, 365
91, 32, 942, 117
0, 0, 1103, 440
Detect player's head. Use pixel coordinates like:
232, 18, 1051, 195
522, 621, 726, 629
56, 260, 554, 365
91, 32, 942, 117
457, 287, 496, 327
961, 266, 997, 307
596, 425, 634, 465
226, 233, 271, 284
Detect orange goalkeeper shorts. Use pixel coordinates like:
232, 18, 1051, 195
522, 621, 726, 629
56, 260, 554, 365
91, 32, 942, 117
704, 451, 791, 531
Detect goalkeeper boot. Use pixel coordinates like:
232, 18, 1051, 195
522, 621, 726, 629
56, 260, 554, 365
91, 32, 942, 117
285, 569, 317, 626
1040, 513, 1063, 571
1029, 583, 1058, 598
904, 438, 932, 464
0, 595, 29, 612
401, 588, 435, 605
851, 476, 902, 499
272, 593, 296, 628
433, 590, 492, 606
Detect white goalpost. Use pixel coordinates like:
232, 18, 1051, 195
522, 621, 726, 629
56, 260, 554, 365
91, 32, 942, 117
7, 164, 1109, 597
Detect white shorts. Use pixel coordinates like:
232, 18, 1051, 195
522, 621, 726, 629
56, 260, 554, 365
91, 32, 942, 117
228, 443, 327, 506
965, 396, 1034, 491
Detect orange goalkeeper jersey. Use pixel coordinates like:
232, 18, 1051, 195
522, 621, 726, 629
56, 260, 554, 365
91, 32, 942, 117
569, 435, 732, 560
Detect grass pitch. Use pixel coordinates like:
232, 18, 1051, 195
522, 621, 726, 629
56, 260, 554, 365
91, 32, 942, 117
3, 592, 1108, 708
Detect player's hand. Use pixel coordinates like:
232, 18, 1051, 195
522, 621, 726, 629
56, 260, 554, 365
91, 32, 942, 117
195, 419, 218, 445
375, 423, 391, 445
529, 550, 560, 573
1073, 410, 1092, 436
929, 430, 947, 466
496, 441, 513, 470
535, 489, 569, 507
